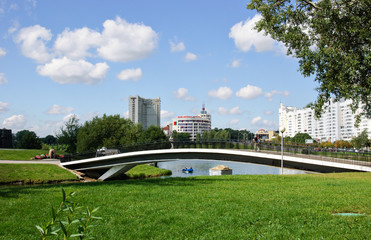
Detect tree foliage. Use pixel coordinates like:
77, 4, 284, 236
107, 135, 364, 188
139, 125, 168, 143
14, 130, 42, 149
291, 132, 313, 144
40, 135, 57, 145
172, 131, 191, 142
57, 115, 80, 153
248, 0, 371, 122
351, 129, 371, 149
76, 115, 142, 152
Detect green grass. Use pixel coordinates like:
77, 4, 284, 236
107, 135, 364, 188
0, 172, 370, 239
0, 149, 57, 160
0, 164, 78, 184
126, 164, 172, 178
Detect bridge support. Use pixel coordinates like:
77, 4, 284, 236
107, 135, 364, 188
98, 164, 137, 181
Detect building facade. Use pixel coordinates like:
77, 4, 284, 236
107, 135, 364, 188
171, 105, 211, 141
279, 99, 371, 142
129, 95, 161, 130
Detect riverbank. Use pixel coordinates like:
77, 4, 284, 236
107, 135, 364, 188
1, 172, 370, 239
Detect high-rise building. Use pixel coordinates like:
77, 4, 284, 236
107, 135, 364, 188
171, 105, 211, 141
0, 129, 13, 148
279, 99, 370, 142
129, 95, 161, 130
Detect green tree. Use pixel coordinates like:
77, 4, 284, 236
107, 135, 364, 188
41, 135, 57, 145
14, 130, 42, 149
334, 140, 351, 149
57, 115, 80, 153
76, 114, 142, 152
351, 129, 371, 149
248, 0, 370, 123
172, 131, 190, 142
291, 133, 313, 144
139, 125, 168, 143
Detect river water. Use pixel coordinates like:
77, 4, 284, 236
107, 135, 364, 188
157, 159, 307, 177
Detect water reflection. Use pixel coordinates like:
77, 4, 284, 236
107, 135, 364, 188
157, 159, 307, 177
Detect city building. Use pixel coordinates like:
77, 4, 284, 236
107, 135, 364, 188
279, 99, 371, 142
255, 129, 277, 141
171, 105, 211, 141
129, 95, 161, 130
0, 128, 13, 148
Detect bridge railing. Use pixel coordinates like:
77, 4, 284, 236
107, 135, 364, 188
61, 140, 370, 165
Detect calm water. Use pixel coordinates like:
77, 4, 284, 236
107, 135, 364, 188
157, 159, 308, 177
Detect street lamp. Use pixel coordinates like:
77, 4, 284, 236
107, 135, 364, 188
280, 127, 286, 175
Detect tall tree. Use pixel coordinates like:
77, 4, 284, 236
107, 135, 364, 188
57, 115, 80, 153
140, 125, 168, 143
248, 0, 370, 123
14, 130, 42, 149
291, 133, 313, 144
351, 129, 371, 149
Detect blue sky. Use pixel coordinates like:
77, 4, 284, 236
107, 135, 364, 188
0, 0, 318, 137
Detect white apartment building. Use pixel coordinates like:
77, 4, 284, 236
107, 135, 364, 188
129, 95, 161, 130
279, 99, 370, 142
171, 105, 211, 141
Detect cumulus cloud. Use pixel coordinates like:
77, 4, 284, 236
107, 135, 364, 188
14, 25, 53, 63
170, 40, 185, 52
98, 17, 158, 62
54, 27, 102, 60
251, 116, 277, 129
2, 115, 26, 129
264, 90, 290, 101
46, 104, 74, 115
264, 110, 274, 115
173, 88, 195, 101
229, 14, 284, 53
236, 85, 263, 99
63, 113, 79, 123
117, 68, 143, 81
123, 110, 129, 118
229, 119, 240, 125
218, 106, 242, 115
161, 110, 175, 120
208, 86, 233, 100
231, 59, 241, 68
0, 73, 7, 84
0, 101, 10, 113
0, 47, 6, 57
185, 52, 197, 62
37, 57, 109, 84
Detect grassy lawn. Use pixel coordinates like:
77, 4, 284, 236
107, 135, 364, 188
0, 164, 78, 184
0, 149, 59, 160
126, 164, 172, 178
0, 172, 370, 239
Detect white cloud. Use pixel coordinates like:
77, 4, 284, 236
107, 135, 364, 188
251, 116, 277, 129
46, 104, 74, 115
208, 86, 233, 100
0, 73, 7, 84
264, 90, 290, 101
54, 27, 102, 60
117, 68, 143, 81
251, 116, 262, 125
63, 114, 79, 123
264, 110, 274, 115
170, 40, 185, 52
98, 17, 158, 62
218, 106, 242, 115
0, 47, 6, 57
229, 119, 240, 125
173, 88, 195, 101
0, 101, 10, 113
229, 14, 282, 53
14, 25, 53, 63
123, 110, 129, 118
236, 85, 263, 99
161, 110, 175, 120
185, 52, 197, 62
37, 57, 109, 84
2, 115, 26, 129
30, 120, 64, 137
231, 59, 241, 68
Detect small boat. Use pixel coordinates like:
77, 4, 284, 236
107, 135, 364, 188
182, 168, 194, 173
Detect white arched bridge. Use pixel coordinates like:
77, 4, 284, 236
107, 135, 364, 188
61, 147, 371, 181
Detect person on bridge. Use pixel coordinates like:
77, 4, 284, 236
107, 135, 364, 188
254, 135, 260, 152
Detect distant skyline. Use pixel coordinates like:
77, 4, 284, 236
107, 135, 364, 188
0, 0, 318, 137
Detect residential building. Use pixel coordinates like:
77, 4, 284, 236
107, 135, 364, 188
171, 105, 211, 141
279, 99, 371, 142
129, 95, 161, 130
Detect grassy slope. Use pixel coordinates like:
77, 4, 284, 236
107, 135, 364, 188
0, 172, 370, 239
0, 149, 54, 160
0, 164, 78, 183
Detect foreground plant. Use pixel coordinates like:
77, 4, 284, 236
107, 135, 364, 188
36, 188, 102, 240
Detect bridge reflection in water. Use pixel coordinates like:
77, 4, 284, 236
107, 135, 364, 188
60, 141, 371, 181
